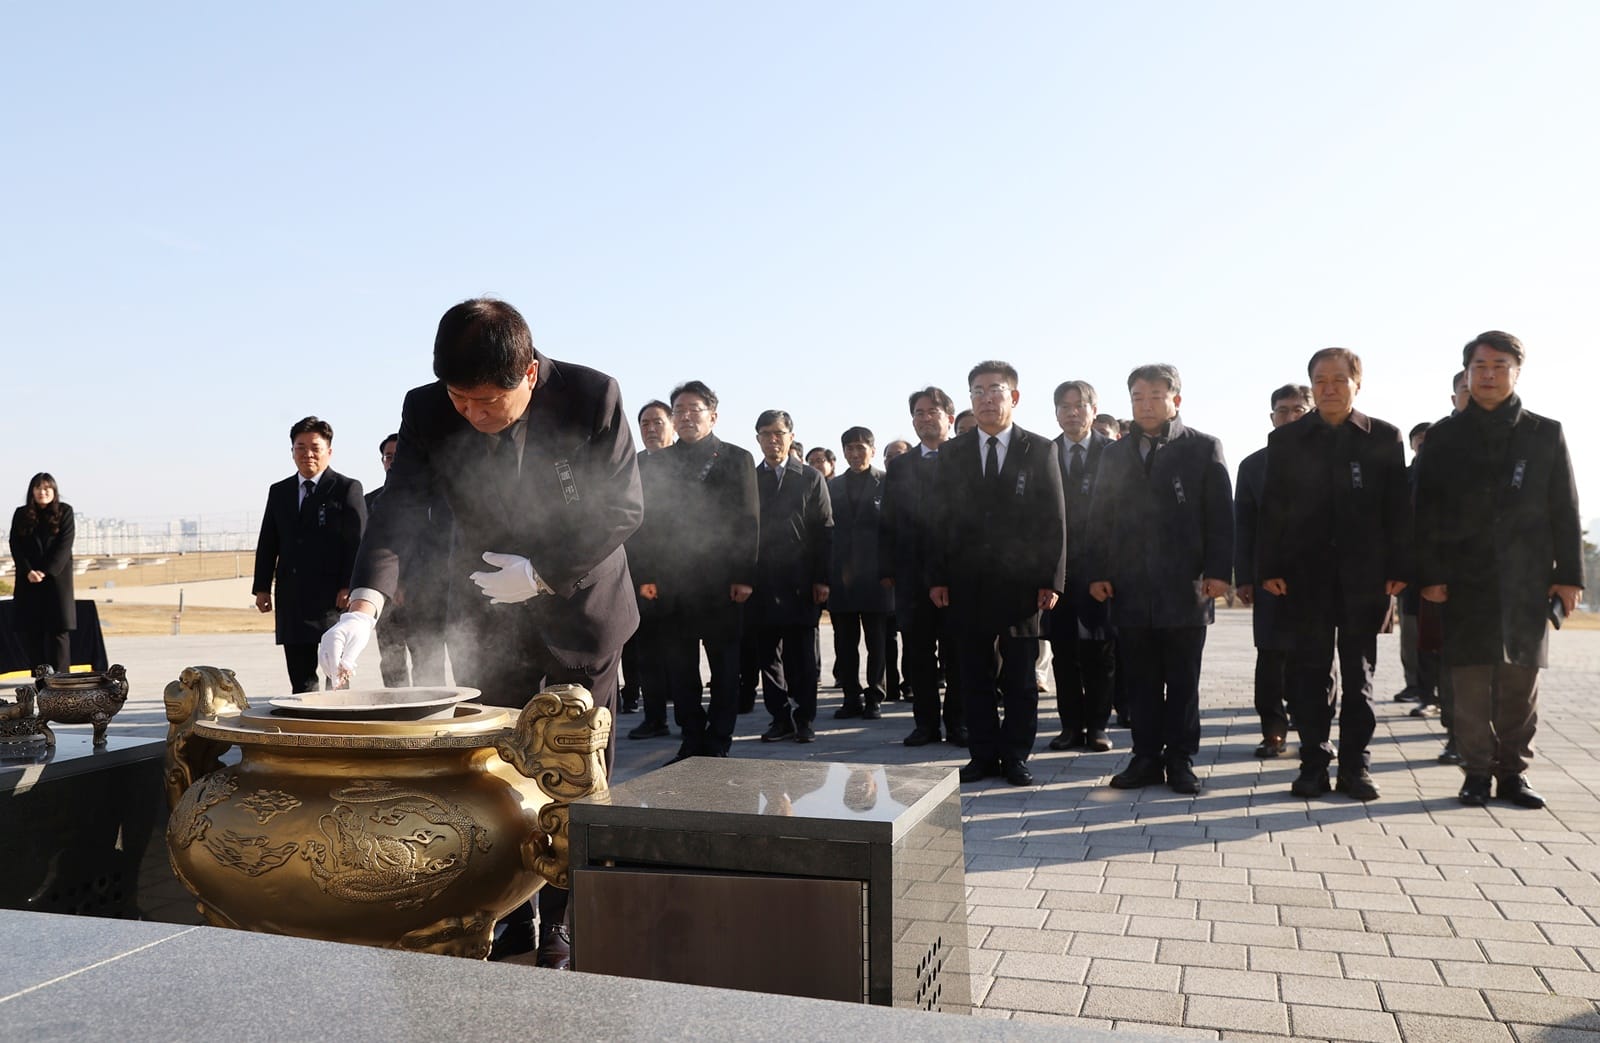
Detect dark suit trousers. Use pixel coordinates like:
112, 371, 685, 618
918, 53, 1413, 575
1254, 648, 1291, 741
1290, 626, 1377, 773
908, 597, 962, 736
758, 623, 821, 726
665, 630, 741, 756
1119, 626, 1205, 762
832, 611, 888, 706
957, 631, 1037, 764
1049, 633, 1115, 738
283, 643, 320, 694
628, 617, 671, 726
885, 623, 903, 697
376, 604, 446, 688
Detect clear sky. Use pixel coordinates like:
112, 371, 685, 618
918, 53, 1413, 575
5, 3, 1598, 539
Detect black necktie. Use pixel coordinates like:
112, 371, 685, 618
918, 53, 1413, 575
494, 429, 519, 476
985, 435, 1000, 484
1069, 443, 1085, 487
300, 479, 315, 506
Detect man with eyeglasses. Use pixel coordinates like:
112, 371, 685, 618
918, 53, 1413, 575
749, 410, 833, 743
633, 381, 760, 762
828, 425, 891, 722
1090, 364, 1233, 796
621, 400, 677, 738
883, 386, 968, 749
1233, 384, 1311, 759
930, 363, 1066, 786
363, 433, 450, 688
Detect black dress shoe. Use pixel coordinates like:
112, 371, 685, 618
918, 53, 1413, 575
1459, 774, 1491, 806
794, 722, 816, 743
1335, 769, 1380, 802
1048, 731, 1084, 751
946, 727, 969, 748
1166, 759, 1200, 795
1255, 737, 1287, 759
1409, 703, 1441, 718
833, 703, 864, 720
760, 720, 796, 742
1002, 760, 1034, 786
904, 727, 941, 747
1393, 688, 1420, 703
1437, 743, 1463, 766
627, 720, 671, 740
488, 919, 536, 961
959, 758, 999, 783
536, 923, 572, 970
1110, 755, 1164, 789
618, 700, 640, 715
861, 705, 882, 720
1290, 766, 1330, 797
1087, 731, 1113, 752
1497, 774, 1546, 809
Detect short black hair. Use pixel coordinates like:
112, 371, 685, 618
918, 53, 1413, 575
432, 298, 534, 390
1452, 369, 1468, 390
840, 426, 875, 448
807, 447, 836, 464
1463, 330, 1525, 368
670, 380, 718, 413
636, 400, 671, 423
755, 409, 794, 433
1053, 380, 1098, 410
378, 433, 399, 454
290, 416, 334, 444
907, 386, 955, 417
1270, 384, 1312, 408
967, 360, 1020, 388
1409, 422, 1432, 440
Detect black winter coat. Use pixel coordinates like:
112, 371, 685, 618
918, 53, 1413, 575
255, 469, 367, 645
752, 459, 833, 628
827, 467, 891, 615
8, 503, 76, 632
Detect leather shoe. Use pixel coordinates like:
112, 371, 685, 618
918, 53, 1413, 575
903, 727, 941, 746
760, 720, 796, 742
1335, 769, 1380, 802
488, 919, 536, 961
833, 703, 864, 720
1255, 737, 1287, 758
959, 758, 999, 783
1110, 755, 1164, 789
618, 700, 639, 715
627, 720, 670, 740
1459, 774, 1491, 806
861, 705, 882, 720
794, 722, 816, 743
1048, 731, 1084, 751
1290, 766, 1330, 797
1087, 731, 1113, 752
1437, 743, 1463, 766
1497, 774, 1546, 809
536, 923, 572, 970
1409, 703, 1440, 718
1393, 688, 1420, 703
946, 727, 970, 748
1166, 759, 1200, 795
1002, 760, 1034, 786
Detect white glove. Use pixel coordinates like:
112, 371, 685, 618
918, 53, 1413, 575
318, 611, 376, 685
471, 551, 542, 604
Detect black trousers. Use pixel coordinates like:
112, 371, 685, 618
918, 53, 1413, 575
283, 642, 321, 694
665, 631, 741, 756
832, 610, 888, 707
376, 604, 447, 688
758, 623, 821, 726
1049, 632, 1115, 738
885, 623, 904, 698
907, 597, 963, 736
626, 618, 671, 726
1254, 647, 1291, 741
1119, 625, 1205, 762
1289, 625, 1377, 773
956, 631, 1037, 764
21, 629, 71, 674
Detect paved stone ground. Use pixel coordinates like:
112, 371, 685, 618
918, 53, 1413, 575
95, 610, 1600, 1041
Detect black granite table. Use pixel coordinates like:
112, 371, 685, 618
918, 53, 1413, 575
0, 599, 109, 675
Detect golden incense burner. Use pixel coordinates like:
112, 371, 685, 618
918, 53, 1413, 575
162, 666, 610, 958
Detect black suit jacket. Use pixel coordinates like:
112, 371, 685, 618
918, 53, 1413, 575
254, 469, 366, 645
1258, 409, 1410, 635
632, 433, 759, 640
1049, 431, 1113, 640
1087, 417, 1233, 629
929, 425, 1066, 637
879, 444, 945, 630
1234, 445, 1289, 650
624, 447, 678, 622
752, 458, 833, 628
352, 350, 641, 665
8, 503, 76, 632
827, 466, 891, 615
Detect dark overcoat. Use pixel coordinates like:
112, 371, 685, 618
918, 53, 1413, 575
8, 503, 76, 631
928, 424, 1066, 637
1086, 417, 1233, 629
1049, 431, 1113, 642
624, 447, 678, 622
254, 469, 366, 645
1415, 396, 1583, 668
827, 466, 892, 615
751, 458, 833, 628
629, 432, 759, 641
878, 445, 942, 631
352, 350, 641, 667
1233, 446, 1290, 650
1256, 409, 1411, 637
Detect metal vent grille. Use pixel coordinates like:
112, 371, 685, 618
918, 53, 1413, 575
914, 935, 947, 1011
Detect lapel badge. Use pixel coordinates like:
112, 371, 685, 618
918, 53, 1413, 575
555, 460, 579, 503
1511, 460, 1526, 489
1350, 461, 1363, 490
1172, 476, 1186, 504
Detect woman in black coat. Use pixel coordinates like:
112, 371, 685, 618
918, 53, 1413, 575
8, 472, 76, 672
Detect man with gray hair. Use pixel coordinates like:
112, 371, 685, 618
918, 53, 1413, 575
1090, 364, 1233, 795
1417, 331, 1583, 809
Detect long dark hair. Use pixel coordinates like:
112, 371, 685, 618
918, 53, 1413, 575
18, 473, 65, 537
